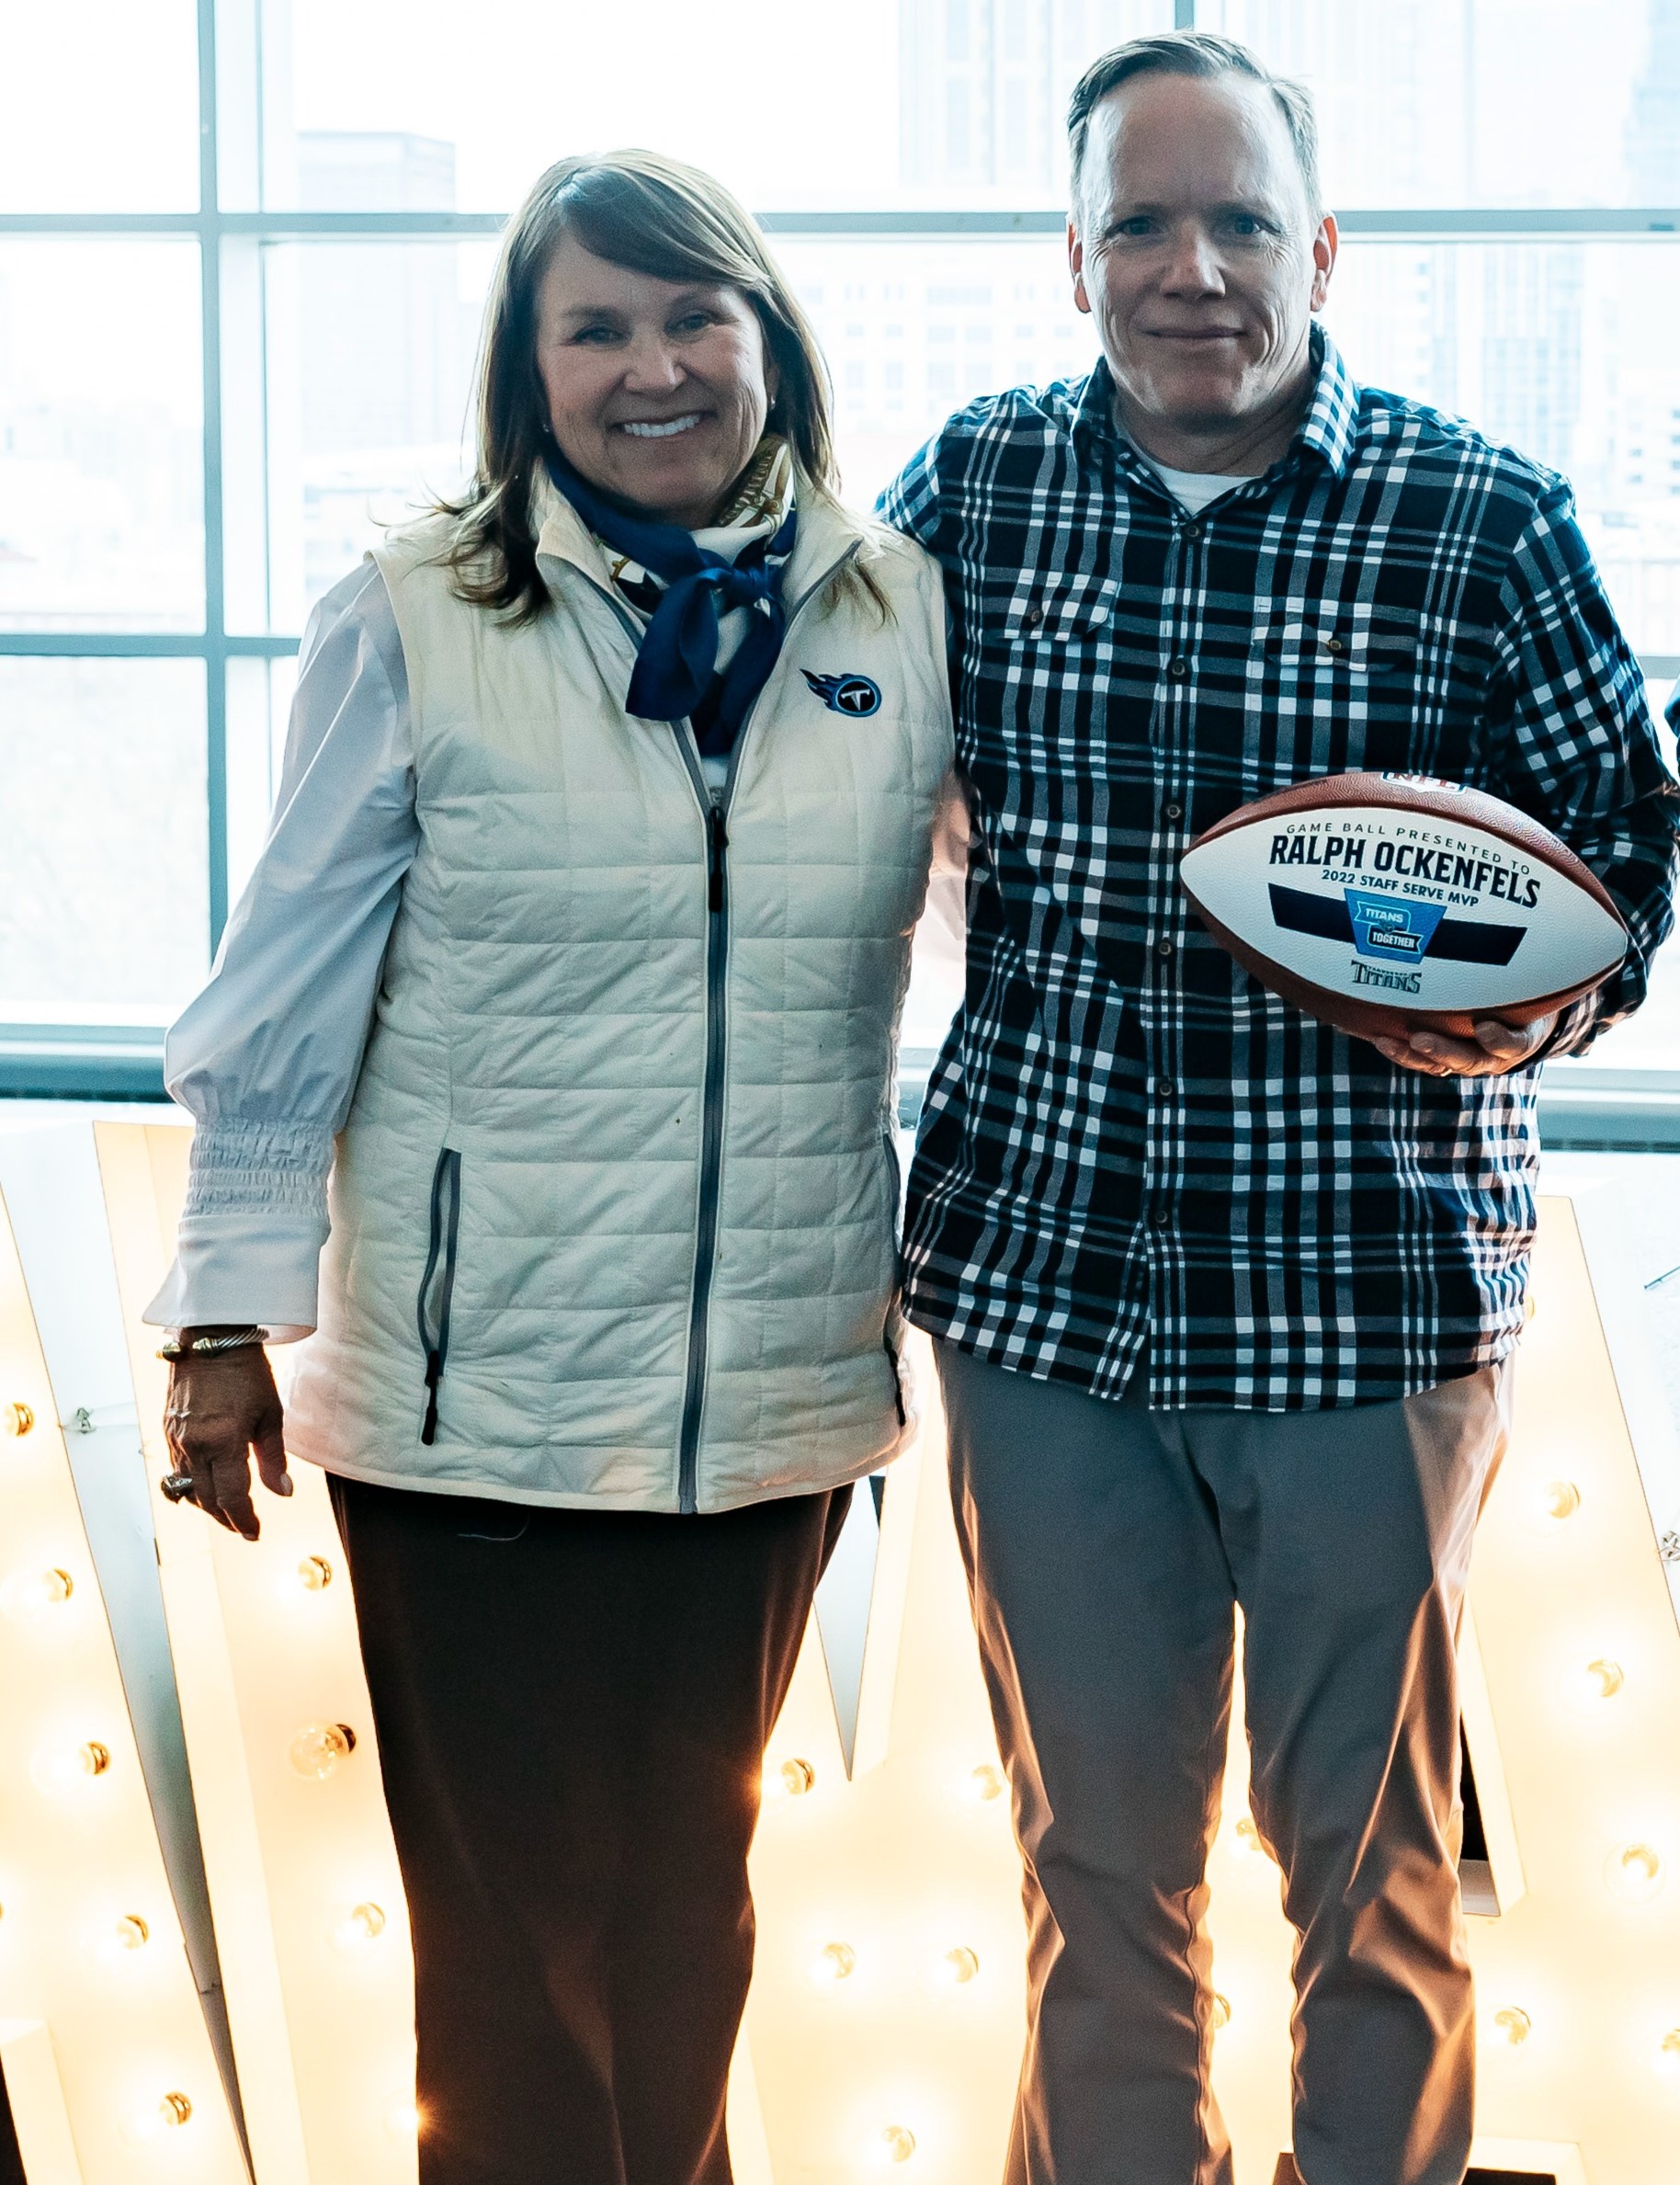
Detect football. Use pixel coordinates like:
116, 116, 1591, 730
1179, 773, 1629, 1043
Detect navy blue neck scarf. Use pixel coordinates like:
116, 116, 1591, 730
544, 446, 798, 757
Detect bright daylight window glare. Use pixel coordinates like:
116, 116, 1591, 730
2, 0, 1678, 1121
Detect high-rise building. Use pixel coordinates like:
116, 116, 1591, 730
292, 132, 478, 604
297, 131, 470, 454
1626, 0, 1680, 199
1479, 246, 1584, 474
899, 0, 1161, 196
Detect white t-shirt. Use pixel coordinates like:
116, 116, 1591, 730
1143, 462, 1260, 515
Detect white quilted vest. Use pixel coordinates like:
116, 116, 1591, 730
281, 483, 953, 1513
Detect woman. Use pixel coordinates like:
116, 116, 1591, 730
147, 150, 955, 2184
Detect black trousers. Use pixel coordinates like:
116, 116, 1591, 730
330, 1474, 847, 2185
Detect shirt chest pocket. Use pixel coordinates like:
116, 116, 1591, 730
1247, 607, 1480, 778
999, 572, 1122, 649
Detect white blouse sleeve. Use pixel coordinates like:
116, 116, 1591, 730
143, 561, 419, 1339
902, 769, 970, 1054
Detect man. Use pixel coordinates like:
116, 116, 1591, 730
881, 30, 1678, 2185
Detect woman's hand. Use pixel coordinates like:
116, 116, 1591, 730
163, 1333, 291, 1541
1369, 1012, 1557, 1078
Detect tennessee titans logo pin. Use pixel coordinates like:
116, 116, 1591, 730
802, 669, 882, 718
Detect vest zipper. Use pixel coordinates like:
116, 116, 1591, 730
674, 793, 731, 1513
416, 1147, 462, 1445
573, 545, 861, 1514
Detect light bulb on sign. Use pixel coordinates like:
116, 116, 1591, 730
297, 1554, 334, 1591
1234, 1815, 1266, 1853
1605, 1842, 1665, 1903
289, 1722, 358, 1779
1493, 2007, 1532, 2046
1577, 1657, 1626, 1701
122, 2091, 192, 2145
813, 1941, 856, 1984
880, 2124, 916, 2164
385, 2098, 422, 2141
767, 1756, 814, 1799
30, 1739, 110, 1795
111, 1915, 151, 1955
968, 1763, 1005, 1804
2, 1402, 32, 1437
940, 1945, 980, 1986
332, 1902, 388, 1952
0, 1566, 74, 1621
1658, 2029, 1680, 2079
1540, 1479, 1581, 1522
1209, 1993, 1232, 2031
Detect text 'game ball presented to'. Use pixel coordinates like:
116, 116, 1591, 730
1178, 772, 1629, 1043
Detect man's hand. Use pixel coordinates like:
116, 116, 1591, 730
163, 1337, 290, 1542
1369, 1012, 1558, 1078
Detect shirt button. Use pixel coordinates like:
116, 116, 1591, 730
1164, 801, 1183, 823
1154, 1076, 1175, 1098
1322, 634, 1345, 654
1167, 655, 1190, 680
1156, 937, 1175, 958
1180, 520, 1203, 541
1152, 1210, 1172, 1231
1024, 604, 1043, 628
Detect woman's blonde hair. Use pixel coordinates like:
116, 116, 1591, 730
438, 149, 854, 622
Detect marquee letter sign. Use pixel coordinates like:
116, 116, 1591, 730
0, 1120, 1674, 2183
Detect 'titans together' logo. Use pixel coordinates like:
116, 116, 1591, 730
1263, 824, 1536, 979
802, 669, 882, 717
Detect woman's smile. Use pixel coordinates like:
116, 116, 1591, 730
618, 412, 706, 439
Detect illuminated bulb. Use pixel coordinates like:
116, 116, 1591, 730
296, 1555, 334, 1592
1234, 1815, 1264, 1851
2, 1402, 33, 1437
1605, 1842, 1665, 1903
289, 1722, 358, 1779
1542, 1479, 1581, 1520
125, 2092, 192, 2144
1209, 1993, 1232, 2031
1658, 2029, 1680, 2078
1582, 1657, 1626, 1701
880, 2124, 916, 2164
0, 1567, 74, 1620
30, 1739, 110, 1793
815, 1941, 856, 1983
942, 1946, 980, 1985
333, 1901, 387, 1952
778, 1757, 815, 1797
385, 2099, 422, 2140
969, 1763, 1005, 1803
1493, 2007, 1532, 2046
113, 1915, 150, 1952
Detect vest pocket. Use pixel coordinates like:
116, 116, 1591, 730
880, 1123, 909, 1429
416, 1147, 462, 1447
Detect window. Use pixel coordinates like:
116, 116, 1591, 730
6, 0, 1680, 1130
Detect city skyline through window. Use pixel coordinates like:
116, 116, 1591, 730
1, 0, 1678, 1105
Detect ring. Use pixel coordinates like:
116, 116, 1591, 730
160, 1472, 199, 1505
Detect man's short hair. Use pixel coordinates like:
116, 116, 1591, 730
1067, 30, 1322, 218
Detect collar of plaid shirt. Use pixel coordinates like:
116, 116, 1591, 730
882, 326, 1678, 1413
1069, 322, 1363, 484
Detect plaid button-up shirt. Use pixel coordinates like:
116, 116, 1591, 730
880, 330, 1680, 1409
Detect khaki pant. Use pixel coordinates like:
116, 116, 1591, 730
935, 1340, 1511, 2185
